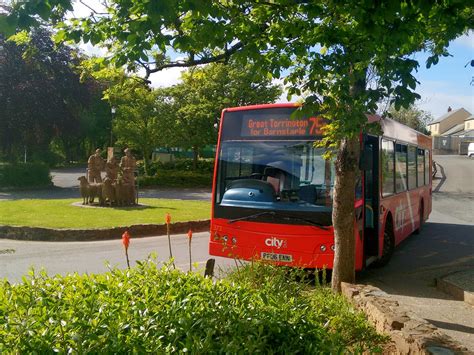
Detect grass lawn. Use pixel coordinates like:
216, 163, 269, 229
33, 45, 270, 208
0, 198, 210, 229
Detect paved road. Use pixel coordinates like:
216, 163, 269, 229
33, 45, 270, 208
359, 155, 474, 350
0, 232, 234, 281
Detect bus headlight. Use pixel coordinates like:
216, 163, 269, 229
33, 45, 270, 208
330, 244, 335, 251
223, 235, 229, 243
231, 236, 237, 244
320, 245, 327, 252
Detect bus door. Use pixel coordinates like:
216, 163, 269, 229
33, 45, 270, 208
362, 135, 379, 262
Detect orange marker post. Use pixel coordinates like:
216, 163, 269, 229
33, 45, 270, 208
122, 230, 131, 269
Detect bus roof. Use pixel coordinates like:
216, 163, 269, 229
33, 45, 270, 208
223, 103, 299, 112
222, 103, 431, 148
370, 115, 432, 148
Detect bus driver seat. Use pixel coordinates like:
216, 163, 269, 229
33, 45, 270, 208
264, 167, 285, 194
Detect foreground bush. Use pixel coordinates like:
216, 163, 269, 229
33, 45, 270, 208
0, 162, 51, 188
138, 170, 212, 188
0, 261, 386, 353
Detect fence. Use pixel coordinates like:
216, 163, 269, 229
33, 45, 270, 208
433, 136, 474, 155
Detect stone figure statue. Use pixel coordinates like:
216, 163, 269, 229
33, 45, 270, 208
120, 148, 136, 185
105, 156, 119, 181
87, 148, 105, 183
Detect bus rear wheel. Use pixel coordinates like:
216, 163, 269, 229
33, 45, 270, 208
414, 201, 424, 235
374, 219, 394, 267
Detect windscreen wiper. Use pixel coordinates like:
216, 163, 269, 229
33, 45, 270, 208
277, 214, 329, 230
228, 211, 276, 224
228, 210, 329, 230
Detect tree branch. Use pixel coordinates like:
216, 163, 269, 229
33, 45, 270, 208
146, 41, 245, 77
78, 0, 108, 15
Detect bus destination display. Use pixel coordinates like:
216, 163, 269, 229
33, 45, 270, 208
241, 116, 323, 138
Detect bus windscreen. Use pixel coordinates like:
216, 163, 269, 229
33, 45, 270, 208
214, 107, 333, 226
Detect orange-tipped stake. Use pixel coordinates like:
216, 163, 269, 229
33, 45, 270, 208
122, 230, 131, 268
187, 229, 193, 272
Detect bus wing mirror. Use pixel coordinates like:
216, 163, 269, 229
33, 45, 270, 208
359, 150, 373, 171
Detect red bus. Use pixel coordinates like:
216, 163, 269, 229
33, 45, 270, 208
209, 103, 432, 270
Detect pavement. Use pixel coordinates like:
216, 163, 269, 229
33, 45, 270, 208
429, 155, 474, 308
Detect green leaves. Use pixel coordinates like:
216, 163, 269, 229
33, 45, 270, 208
0, 261, 386, 353
0, 14, 18, 37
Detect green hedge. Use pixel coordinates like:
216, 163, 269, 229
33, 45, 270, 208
138, 170, 212, 188
0, 163, 52, 188
137, 158, 215, 175
0, 261, 386, 353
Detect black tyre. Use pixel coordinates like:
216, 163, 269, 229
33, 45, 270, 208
414, 202, 424, 235
373, 219, 394, 267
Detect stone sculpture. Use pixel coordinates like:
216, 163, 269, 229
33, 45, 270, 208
120, 148, 136, 185
79, 148, 137, 207
78, 176, 104, 205
87, 148, 105, 183
105, 156, 119, 181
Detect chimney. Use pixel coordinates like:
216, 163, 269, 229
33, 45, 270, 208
447, 106, 452, 112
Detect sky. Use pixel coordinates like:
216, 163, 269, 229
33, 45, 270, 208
74, 1, 473, 121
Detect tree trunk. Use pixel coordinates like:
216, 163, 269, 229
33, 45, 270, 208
331, 136, 360, 292
192, 146, 199, 171
142, 148, 150, 176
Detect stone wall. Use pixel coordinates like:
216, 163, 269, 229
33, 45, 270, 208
341, 283, 468, 354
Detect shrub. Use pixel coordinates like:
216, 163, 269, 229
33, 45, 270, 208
137, 158, 215, 176
0, 260, 387, 353
0, 163, 52, 188
31, 149, 65, 167
138, 170, 212, 188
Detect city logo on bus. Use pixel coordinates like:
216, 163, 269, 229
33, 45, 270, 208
265, 237, 287, 249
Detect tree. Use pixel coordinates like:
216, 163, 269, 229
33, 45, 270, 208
168, 61, 281, 169
3, 1, 471, 291
108, 82, 174, 176
0, 27, 92, 163
388, 104, 433, 134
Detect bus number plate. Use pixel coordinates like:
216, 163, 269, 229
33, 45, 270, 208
261, 252, 293, 263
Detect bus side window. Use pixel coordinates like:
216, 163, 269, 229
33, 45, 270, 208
408, 146, 417, 189
417, 148, 425, 186
395, 143, 408, 193
424, 150, 430, 185
381, 139, 395, 197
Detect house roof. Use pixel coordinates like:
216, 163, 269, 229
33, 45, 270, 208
453, 129, 474, 137
428, 108, 471, 125
442, 123, 465, 136
465, 115, 474, 121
